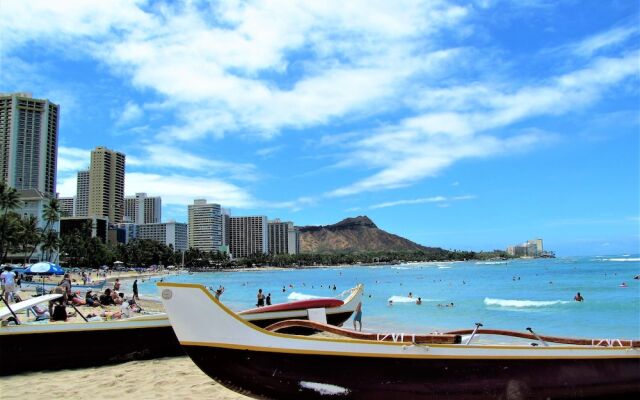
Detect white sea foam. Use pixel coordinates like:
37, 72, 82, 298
387, 295, 423, 303
484, 298, 570, 308
288, 292, 322, 301
299, 381, 350, 395
607, 258, 640, 262
438, 266, 452, 269
475, 261, 507, 265
391, 266, 411, 270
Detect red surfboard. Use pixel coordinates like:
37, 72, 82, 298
240, 298, 344, 315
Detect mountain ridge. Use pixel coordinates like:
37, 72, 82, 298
298, 215, 434, 254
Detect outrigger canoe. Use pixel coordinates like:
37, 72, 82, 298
159, 282, 640, 399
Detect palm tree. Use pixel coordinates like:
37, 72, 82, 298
0, 182, 21, 262
40, 198, 60, 261
41, 230, 60, 262
20, 215, 42, 264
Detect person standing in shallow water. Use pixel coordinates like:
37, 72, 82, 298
574, 292, 584, 302
256, 289, 265, 307
133, 279, 139, 300
266, 293, 271, 306
353, 301, 362, 331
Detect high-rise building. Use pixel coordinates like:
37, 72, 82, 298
188, 199, 224, 252
124, 193, 161, 224
268, 219, 298, 255
229, 216, 268, 259
57, 196, 75, 217
116, 223, 138, 244
137, 221, 188, 252
0, 93, 59, 196
75, 170, 89, 217
88, 146, 125, 223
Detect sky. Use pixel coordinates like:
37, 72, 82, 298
1, 0, 638, 256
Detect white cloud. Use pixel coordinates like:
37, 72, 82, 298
328, 52, 638, 197
57, 146, 90, 172
572, 25, 638, 57
370, 195, 475, 209
115, 101, 143, 126
127, 144, 258, 181
124, 172, 254, 209
1, 0, 470, 140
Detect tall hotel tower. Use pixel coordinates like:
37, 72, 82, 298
188, 199, 224, 252
75, 170, 90, 217
0, 93, 59, 196
229, 216, 268, 258
88, 146, 125, 223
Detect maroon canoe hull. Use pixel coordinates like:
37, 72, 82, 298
183, 345, 640, 399
240, 298, 344, 315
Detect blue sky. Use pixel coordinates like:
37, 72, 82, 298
1, 0, 638, 256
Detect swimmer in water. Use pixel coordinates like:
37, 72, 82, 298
574, 292, 584, 302
408, 292, 413, 298
416, 297, 422, 305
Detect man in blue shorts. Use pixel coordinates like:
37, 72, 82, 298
353, 301, 362, 331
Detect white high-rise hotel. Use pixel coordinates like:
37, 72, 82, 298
124, 193, 161, 224
188, 199, 226, 252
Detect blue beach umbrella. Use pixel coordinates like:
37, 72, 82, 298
24, 262, 64, 293
24, 262, 64, 275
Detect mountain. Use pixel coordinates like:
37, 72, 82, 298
298, 216, 434, 254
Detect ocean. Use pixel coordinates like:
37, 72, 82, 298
132, 255, 640, 339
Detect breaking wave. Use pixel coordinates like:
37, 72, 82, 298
484, 298, 570, 308
288, 292, 322, 301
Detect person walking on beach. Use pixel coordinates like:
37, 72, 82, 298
256, 289, 265, 307
1, 266, 16, 303
353, 302, 363, 331
133, 279, 139, 300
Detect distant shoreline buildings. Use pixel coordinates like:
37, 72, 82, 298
506, 238, 555, 258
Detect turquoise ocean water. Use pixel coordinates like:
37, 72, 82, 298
132, 255, 640, 339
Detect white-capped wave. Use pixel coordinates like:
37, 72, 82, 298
438, 266, 452, 269
475, 261, 507, 265
288, 292, 322, 301
387, 295, 423, 303
484, 298, 570, 308
607, 258, 640, 262
391, 266, 411, 270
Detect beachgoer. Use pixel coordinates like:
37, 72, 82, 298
353, 301, 362, 331
133, 279, 139, 300
257, 289, 265, 307
59, 273, 72, 300
50, 298, 75, 322
416, 297, 422, 305
85, 290, 100, 307
574, 292, 584, 302
388, 300, 393, 306
266, 293, 271, 306
100, 288, 115, 306
215, 286, 224, 300
1, 267, 17, 303
408, 292, 413, 298
113, 278, 121, 291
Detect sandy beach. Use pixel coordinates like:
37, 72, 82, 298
0, 356, 250, 400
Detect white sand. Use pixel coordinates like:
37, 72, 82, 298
0, 356, 250, 400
